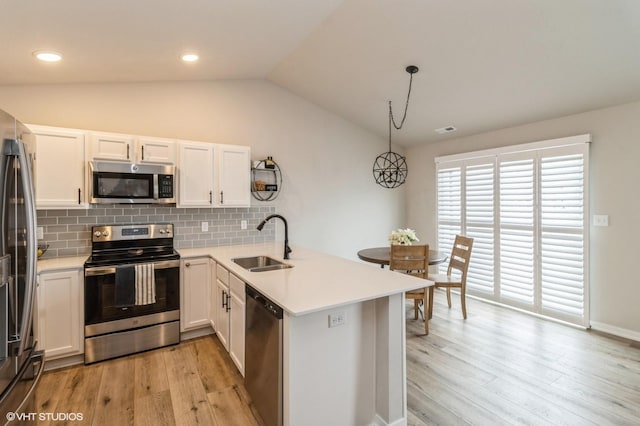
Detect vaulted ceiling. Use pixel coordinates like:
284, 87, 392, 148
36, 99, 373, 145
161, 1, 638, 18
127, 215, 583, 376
2, 0, 640, 146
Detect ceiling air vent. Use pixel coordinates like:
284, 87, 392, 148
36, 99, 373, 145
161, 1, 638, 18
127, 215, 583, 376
435, 125, 457, 135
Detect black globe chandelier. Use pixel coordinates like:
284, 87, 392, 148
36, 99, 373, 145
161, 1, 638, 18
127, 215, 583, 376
373, 65, 419, 188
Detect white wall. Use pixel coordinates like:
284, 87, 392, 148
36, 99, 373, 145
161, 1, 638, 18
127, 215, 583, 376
405, 100, 640, 338
0, 80, 405, 259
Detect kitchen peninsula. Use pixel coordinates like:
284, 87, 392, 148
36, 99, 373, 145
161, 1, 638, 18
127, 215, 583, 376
37, 242, 430, 426
180, 242, 430, 426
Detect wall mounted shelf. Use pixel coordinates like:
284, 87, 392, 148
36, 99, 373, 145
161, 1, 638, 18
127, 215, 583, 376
251, 158, 282, 201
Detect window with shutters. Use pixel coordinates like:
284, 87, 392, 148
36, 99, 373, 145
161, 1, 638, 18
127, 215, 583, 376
435, 135, 590, 327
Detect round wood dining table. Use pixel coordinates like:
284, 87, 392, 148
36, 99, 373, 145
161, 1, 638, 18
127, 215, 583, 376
357, 247, 448, 268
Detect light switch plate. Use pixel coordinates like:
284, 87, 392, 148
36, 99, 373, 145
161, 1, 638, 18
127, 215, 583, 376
241, 220, 247, 230
593, 214, 609, 227
201, 221, 209, 232
37, 226, 44, 240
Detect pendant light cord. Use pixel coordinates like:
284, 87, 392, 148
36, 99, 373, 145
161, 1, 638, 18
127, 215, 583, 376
387, 69, 416, 151
389, 70, 415, 130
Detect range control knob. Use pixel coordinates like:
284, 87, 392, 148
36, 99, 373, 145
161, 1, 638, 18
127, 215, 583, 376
102, 231, 109, 237
94, 231, 102, 237
159, 229, 166, 234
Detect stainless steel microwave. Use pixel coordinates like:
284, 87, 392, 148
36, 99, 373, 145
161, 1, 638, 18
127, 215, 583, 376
89, 161, 175, 204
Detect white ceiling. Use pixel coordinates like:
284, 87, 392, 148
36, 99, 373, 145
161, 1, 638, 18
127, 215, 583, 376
2, 0, 640, 146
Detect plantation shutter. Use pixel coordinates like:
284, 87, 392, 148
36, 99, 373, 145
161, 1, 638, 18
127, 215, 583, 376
464, 160, 495, 295
437, 165, 462, 273
498, 155, 535, 307
435, 134, 589, 327
539, 146, 588, 325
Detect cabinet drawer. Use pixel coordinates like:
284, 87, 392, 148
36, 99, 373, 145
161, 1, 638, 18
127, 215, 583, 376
216, 263, 229, 285
229, 274, 245, 301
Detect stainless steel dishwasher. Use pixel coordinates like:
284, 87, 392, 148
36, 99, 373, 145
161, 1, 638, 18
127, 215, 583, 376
245, 285, 283, 426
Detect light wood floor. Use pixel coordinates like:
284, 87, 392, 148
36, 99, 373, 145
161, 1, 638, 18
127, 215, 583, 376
33, 336, 264, 426
406, 292, 640, 426
32, 295, 640, 426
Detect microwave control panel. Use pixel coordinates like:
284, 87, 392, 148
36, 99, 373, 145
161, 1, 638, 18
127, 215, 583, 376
158, 174, 174, 198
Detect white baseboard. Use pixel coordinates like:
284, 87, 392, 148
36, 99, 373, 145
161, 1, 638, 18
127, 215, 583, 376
180, 326, 214, 341
370, 414, 407, 426
590, 321, 640, 342
44, 354, 84, 371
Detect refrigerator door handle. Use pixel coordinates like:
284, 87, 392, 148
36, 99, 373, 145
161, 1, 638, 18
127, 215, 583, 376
15, 144, 38, 357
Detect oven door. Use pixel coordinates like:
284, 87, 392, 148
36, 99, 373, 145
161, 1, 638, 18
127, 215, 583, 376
84, 260, 180, 337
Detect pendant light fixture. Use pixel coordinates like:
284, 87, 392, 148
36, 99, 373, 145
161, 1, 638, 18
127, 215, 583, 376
373, 65, 419, 188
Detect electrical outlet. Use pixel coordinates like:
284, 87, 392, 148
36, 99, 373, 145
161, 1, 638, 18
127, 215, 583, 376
37, 226, 44, 240
201, 221, 209, 232
241, 220, 247, 230
593, 215, 609, 227
328, 311, 346, 328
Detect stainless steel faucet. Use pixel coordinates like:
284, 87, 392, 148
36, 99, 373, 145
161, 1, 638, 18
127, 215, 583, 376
257, 214, 292, 259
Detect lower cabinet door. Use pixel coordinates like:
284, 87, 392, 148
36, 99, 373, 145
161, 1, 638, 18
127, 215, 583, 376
181, 258, 211, 331
216, 279, 230, 351
229, 292, 245, 375
37, 269, 84, 359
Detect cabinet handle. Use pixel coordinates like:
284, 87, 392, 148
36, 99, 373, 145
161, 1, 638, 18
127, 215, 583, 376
127, 144, 130, 160
222, 290, 227, 308
209, 191, 213, 204
185, 262, 190, 267
78, 188, 81, 205
141, 145, 144, 161
220, 191, 224, 204
226, 293, 231, 312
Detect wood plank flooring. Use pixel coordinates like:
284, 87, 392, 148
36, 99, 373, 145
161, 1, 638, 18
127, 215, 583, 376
31, 295, 640, 425
406, 292, 640, 426
32, 336, 264, 426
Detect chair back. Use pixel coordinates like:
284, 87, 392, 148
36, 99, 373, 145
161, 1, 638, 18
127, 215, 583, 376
390, 244, 429, 279
446, 235, 473, 281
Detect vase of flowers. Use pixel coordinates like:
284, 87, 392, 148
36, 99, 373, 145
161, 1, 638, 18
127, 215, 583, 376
389, 228, 419, 245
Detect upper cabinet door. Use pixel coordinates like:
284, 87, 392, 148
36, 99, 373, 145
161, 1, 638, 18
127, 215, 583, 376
137, 137, 176, 164
30, 125, 88, 209
218, 145, 251, 207
178, 141, 215, 207
90, 132, 134, 162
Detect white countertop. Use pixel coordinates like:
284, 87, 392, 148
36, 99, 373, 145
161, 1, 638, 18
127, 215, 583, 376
37, 255, 87, 272
180, 242, 432, 317
36, 243, 433, 317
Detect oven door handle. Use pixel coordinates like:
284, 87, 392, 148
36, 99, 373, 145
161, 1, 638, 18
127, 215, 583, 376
85, 259, 180, 276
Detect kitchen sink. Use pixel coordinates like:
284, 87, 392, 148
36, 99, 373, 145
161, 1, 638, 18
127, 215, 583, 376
232, 256, 293, 272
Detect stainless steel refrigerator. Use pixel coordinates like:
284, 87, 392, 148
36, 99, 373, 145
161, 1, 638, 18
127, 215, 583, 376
0, 108, 44, 423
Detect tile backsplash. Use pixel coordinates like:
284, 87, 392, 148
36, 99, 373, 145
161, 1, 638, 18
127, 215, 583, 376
37, 205, 276, 259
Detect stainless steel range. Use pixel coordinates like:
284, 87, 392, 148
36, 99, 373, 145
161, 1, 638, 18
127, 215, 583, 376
84, 223, 180, 364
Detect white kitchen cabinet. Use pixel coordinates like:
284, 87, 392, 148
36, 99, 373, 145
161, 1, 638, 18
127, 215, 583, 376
91, 131, 176, 164
218, 144, 251, 207
137, 136, 176, 164
30, 125, 88, 209
90, 131, 135, 162
228, 273, 245, 375
209, 259, 218, 330
214, 263, 245, 375
178, 141, 251, 208
181, 257, 211, 332
36, 268, 84, 360
178, 141, 215, 207
215, 263, 230, 351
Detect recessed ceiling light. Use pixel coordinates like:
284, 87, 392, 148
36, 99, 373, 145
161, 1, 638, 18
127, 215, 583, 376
181, 53, 199, 63
33, 51, 62, 62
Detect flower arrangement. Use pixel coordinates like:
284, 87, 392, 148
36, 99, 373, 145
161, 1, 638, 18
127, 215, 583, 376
389, 228, 419, 245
